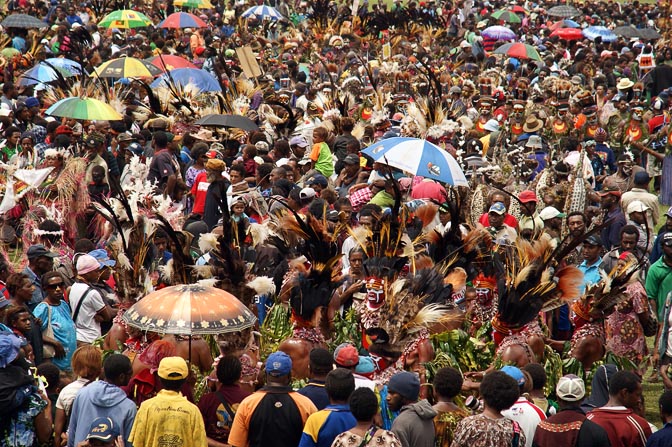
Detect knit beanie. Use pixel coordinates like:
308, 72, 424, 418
388, 371, 420, 401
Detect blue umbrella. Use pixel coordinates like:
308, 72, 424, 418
150, 68, 222, 92
361, 137, 468, 186
241, 5, 284, 20
17, 63, 74, 86
44, 57, 83, 73
582, 26, 617, 42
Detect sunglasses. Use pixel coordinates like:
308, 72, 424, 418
45, 283, 64, 290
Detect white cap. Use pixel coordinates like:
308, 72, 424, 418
299, 187, 316, 200
626, 200, 650, 214
556, 375, 585, 401
539, 206, 566, 220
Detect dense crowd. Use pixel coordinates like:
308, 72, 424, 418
3, 0, 672, 446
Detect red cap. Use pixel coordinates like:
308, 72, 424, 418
55, 125, 73, 135
334, 344, 359, 367
518, 190, 538, 203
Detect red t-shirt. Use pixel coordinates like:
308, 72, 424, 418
198, 384, 251, 444
478, 212, 519, 228
190, 171, 210, 215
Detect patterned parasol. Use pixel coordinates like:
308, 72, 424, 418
122, 284, 257, 335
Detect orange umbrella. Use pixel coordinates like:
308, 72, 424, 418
122, 284, 256, 335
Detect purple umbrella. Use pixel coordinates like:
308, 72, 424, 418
482, 25, 516, 41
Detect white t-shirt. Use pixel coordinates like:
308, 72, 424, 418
69, 283, 105, 344
502, 397, 546, 447
56, 377, 91, 416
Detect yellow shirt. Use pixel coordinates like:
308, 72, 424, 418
129, 389, 207, 447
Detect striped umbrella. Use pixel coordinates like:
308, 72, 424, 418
45, 97, 123, 121
158, 12, 207, 28
18, 63, 74, 86
146, 55, 198, 72
582, 26, 617, 42
482, 25, 516, 40
151, 68, 221, 92
241, 5, 284, 20
44, 57, 83, 73
92, 57, 162, 78
491, 9, 522, 24
1, 13, 48, 28
493, 42, 542, 61
173, 0, 214, 8
361, 137, 468, 186
98, 9, 152, 29
547, 5, 580, 17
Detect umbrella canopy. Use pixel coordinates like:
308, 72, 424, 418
482, 25, 516, 40
45, 97, 123, 121
550, 27, 584, 40
173, 0, 214, 8
493, 42, 542, 61
613, 25, 640, 38
361, 137, 468, 186
547, 5, 579, 17
1, 13, 48, 28
583, 26, 617, 42
509, 5, 528, 14
0, 48, 20, 58
151, 68, 222, 92
638, 28, 662, 40
44, 57, 83, 74
550, 19, 580, 31
241, 5, 284, 20
158, 12, 207, 28
195, 114, 260, 131
98, 10, 152, 29
122, 284, 257, 336
147, 55, 198, 71
18, 63, 74, 87
92, 57, 162, 78
491, 9, 522, 24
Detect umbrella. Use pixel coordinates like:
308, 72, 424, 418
45, 97, 123, 121
241, 5, 284, 20
550, 19, 580, 31
361, 137, 468, 186
0, 48, 19, 58
92, 57, 162, 78
147, 55, 198, 71
509, 5, 528, 14
550, 27, 584, 40
98, 9, 152, 29
482, 25, 516, 40
44, 57, 83, 74
18, 63, 74, 87
583, 26, 617, 42
547, 5, 579, 17
151, 68, 222, 92
493, 42, 542, 61
613, 25, 640, 38
491, 9, 522, 24
1, 13, 48, 28
195, 114, 260, 131
122, 284, 257, 336
638, 28, 662, 40
158, 12, 207, 28
173, 0, 214, 8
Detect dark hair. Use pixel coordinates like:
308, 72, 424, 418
522, 363, 547, 391
660, 390, 672, 415
480, 371, 520, 412
308, 199, 327, 220
256, 163, 274, 181
159, 377, 186, 391
37, 363, 61, 392
5, 305, 30, 326
216, 355, 242, 385
567, 211, 586, 224
153, 131, 168, 148
309, 348, 333, 375
608, 370, 641, 396
326, 368, 355, 402
433, 367, 463, 399
274, 140, 290, 158
103, 354, 132, 382
37, 220, 62, 244
229, 164, 246, 178
620, 224, 640, 240
6, 273, 29, 296
191, 144, 209, 161
41, 271, 64, 289
349, 387, 379, 421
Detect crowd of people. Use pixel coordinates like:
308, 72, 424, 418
2, 0, 672, 445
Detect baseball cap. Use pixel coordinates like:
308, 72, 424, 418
25, 97, 40, 108
666, 206, 672, 218
157, 356, 189, 380
27, 244, 58, 260
518, 190, 538, 203
334, 343, 359, 367
298, 157, 312, 166
76, 254, 103, 275
88, 249, 116, 267
86, 417, 116, 442
266, 351, 292, 377
127, 142, 144, 155
343, 154, 360, 165
626, 200, 650, 214
539, 206, 566, 220
556, 374, 585, 401
663, 233, 672, 247
289, 136, 309, 148
488, 202, 506, 215
598, 186, 622, 197
500, 365, 525, 386
299, 187, 316, 200
308, 174, 328, 188
584, 234, 602, 246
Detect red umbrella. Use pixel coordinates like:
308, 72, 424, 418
550, 27, 584, 40
146, 55, 198, 72
158, 12, 207, 28
510, 5, 528, 14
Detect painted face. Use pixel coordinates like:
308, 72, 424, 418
365, 277, 385, 309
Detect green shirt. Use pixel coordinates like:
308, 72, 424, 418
310, 142, 334, 177
645, 257, 672, 320
369, 191, 395, 208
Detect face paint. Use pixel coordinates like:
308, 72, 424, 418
365, 277, 386, 309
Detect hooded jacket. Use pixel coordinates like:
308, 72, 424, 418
391, 399, 438, 447
67, 380, 137, 447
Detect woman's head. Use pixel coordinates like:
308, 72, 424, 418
433, 367, 463, 400
6, 273, 33, 301
479, 370, 520, 412
71, 345, 103, 380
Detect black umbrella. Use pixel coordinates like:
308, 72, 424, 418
194, 114, 260, 131
547, 5, 579, 18
638, 28, 661, 40
1, 14, 48, 28
613, 26, 640, 38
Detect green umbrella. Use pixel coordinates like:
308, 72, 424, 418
98, 9, 152, 29
493, 42, 542, 61
45, 97, 123, 121
1, 48, 20, 58
491, 9, 522, 24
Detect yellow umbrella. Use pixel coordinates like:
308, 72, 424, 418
92, 57, 162, 79
173, 0, 214, 8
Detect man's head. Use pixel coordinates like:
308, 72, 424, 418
616, 154, 633, 176
620, 225, 640, 252
555, 374, 586, 406
567, 211, 586, 239
479, 370, 520, 412
633, 171, 651, 188
599, 186, 622, 210
91, 165, 106, 185
308, 347, 333, 378
334, 343, 359, 369
500, 365, 526, 390
518, 190, 538, 216
659, 390, 672, 423
103, 354, 133, 387
582, 235, 603, 264
433, 367, 463, 401
84, 417, 118, 447
608, 370, 642, 409
626, 200, 650, 225
307, 175, 328, 193
265, 351, 292, 384
386, 371, 420, 410
153, 131, 168, 149
539, 206, 566, 231
325, 368, 355, 404
157, 356, 189, 390
216, 355, 242, 385
522, 363, 547, 392
27, 244, 57, 275
488, 202, 506, 228
662, 233, 672, 260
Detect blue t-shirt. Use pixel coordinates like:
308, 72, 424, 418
298, 380, 329, 410
299, 404, 357, 447
33, 300, 77, 371
647, 422, 672, 447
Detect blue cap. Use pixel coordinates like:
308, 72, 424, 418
88, 249, 116, 267
266, 351, 292, 377
388, 371, 421, 401
25, 97, 39, 108
86, 417, 117, 441
500, 365, 525, 386
489, 202, 506, 215
355, 355, 375, 374
307, 174, 328, 188
0, 333, 22, 368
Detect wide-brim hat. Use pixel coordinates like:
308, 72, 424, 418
523, 116, 543, 133
616, 77, 634, 90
